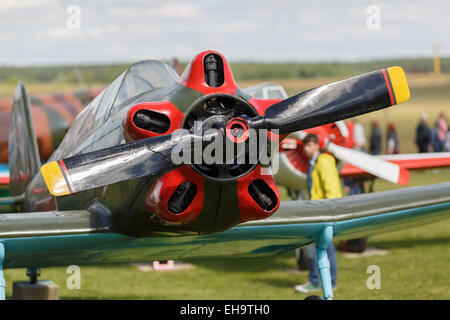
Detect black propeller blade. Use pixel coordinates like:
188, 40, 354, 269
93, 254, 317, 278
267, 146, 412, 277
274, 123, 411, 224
248, 67, 409, 134
41, 132, 203, 196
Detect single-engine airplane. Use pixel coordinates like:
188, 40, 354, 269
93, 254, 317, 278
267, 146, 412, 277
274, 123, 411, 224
0, 50, 449, 300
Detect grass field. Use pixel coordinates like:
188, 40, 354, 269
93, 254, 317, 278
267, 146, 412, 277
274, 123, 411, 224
2, 72, 450, 300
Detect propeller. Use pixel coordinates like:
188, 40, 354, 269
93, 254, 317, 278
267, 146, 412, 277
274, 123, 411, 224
326, 142, 409, 186
41, 132, 212, 196
41, 66, 410, 196
288, 131, 409, 186
248, 67, 409, 134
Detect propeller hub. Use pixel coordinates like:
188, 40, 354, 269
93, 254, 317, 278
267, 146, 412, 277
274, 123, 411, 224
182, 94, 259, 182
225, 117, 250, 144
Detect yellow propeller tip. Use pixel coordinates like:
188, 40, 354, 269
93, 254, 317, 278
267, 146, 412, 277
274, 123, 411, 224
40, 161, 71, 196
387, 66, 410, 105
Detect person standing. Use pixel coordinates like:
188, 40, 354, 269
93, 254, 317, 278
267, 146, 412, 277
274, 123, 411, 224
386, 123, 399, 154
369, 120, 382, 155
415, 113, 431, 153
353, 119, 367, 151
431, 126, 440, 152
444, 131, 450, 152
436, 112, 448, 152
295, 133, 341, 293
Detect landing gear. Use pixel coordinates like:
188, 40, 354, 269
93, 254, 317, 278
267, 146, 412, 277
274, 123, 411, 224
339, 237, 368, 253
0, 243, 5, 300
305, 295, 324, 300
12, 267, 59, 300
27, 267, 41, 284
315, 226, 334, 300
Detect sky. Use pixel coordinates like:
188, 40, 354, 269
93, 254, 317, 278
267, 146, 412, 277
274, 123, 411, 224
0, 0, 449, 65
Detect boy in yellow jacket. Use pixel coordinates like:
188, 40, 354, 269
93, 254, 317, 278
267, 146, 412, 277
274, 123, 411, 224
295, 133, 340, 293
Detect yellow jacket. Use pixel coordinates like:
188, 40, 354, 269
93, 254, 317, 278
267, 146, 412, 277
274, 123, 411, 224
310, 153, 343, 200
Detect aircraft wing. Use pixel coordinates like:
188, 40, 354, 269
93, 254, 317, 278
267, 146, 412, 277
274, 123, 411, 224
340, 152, 450, 177
241, 181, 450, 240
0, 182, 448, 269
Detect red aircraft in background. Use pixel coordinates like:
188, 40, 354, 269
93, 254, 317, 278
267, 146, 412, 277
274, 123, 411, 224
276, 123, 450, 194
0, 88, 102, 162
0, 88, 102, 188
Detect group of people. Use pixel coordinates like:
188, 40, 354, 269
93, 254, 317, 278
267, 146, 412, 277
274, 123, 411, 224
347, 119, 400, 155
348, 112, 449, 156
356, 119, 399, 155
416, 112, 449, 153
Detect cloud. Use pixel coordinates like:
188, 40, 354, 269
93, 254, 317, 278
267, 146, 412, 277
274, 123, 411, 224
0, 0, 50, 12
0, 0, 449, 65
156, 2, 204, 19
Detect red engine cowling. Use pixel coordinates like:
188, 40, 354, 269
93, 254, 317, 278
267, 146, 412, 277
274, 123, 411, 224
145, 165, 204, 225
124, 100, 205, 225
123, 101, 184, 142
237, 165, 280, 222
123, 50, 283, 229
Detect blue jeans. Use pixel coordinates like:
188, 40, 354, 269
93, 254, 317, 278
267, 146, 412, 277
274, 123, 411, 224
308, 244, 337, 287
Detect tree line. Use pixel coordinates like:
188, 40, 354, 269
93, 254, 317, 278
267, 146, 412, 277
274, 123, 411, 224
0, 57, 448, 84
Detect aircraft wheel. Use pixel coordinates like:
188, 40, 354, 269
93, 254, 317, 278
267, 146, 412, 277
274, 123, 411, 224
347, 237, 368, 253
304, 295, 324, 300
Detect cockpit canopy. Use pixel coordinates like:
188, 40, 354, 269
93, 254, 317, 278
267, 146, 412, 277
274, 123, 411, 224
50, 60, 179, 160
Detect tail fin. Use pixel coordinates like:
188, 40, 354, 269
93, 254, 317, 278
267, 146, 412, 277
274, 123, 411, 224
8, 82, 41, 196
